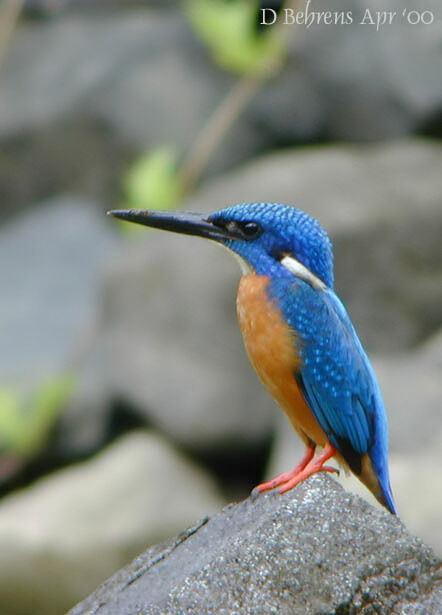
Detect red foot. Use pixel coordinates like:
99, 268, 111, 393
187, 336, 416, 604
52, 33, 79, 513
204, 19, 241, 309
255, 445, 315, 493
255, 443, 338, 495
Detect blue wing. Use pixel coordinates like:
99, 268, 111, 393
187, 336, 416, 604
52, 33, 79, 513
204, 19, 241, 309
268, 277, 389, 480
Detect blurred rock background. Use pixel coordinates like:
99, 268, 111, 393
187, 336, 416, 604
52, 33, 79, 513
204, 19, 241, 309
0, 1, 441, 614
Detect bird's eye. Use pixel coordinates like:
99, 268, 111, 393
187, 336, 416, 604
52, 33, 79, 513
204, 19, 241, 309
239, 221, 262, 239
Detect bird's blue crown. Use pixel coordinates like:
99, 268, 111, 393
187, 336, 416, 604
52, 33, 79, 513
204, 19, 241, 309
208, 203, 334, 288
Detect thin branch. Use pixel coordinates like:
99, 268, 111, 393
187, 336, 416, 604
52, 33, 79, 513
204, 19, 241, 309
179, 75, 262, 195
178, 0, 305, 196
0, 0, 24, 72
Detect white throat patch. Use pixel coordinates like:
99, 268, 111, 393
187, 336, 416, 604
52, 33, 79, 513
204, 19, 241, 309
280, 255, 326, 290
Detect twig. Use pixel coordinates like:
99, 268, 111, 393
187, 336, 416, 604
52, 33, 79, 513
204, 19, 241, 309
178, 0, 305, 196
179, 75, 262, 195
0, 0, 24, 72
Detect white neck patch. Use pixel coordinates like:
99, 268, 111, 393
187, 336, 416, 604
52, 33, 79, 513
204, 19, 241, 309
280, 255, 326, 290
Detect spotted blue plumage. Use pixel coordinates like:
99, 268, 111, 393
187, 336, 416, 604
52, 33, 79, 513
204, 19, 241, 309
268, 276, 396, 513
210, 202, 396, 513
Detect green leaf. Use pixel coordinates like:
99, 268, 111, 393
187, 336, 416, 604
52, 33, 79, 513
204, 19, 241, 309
120, 147, 182, 233
0, 375, 74, 458
186, 0, 283, 75
0, 389, 21, 453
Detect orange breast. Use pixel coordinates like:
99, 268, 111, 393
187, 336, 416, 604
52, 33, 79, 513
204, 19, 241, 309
236, 274, 328, 447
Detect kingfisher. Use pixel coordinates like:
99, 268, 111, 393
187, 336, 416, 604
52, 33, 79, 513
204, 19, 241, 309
109, 203, 397, 515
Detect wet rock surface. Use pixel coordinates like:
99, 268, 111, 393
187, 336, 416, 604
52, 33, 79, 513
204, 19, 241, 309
69, 474, 442, 615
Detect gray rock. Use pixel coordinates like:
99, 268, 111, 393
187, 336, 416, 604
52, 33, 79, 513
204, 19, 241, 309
266, 418, 442, 558
185, 139, 442, 351
69, 474, 442, 615
375, 330, 442, 455
0, 115, 133, 223
0, 196, 118, 389
265, 331, 442, 555
103, 231, 275, 451
0, 431, 225, 615
102, 139, 441, 456
253, 0, 442, 142
53, 335, 113, 459
23, 0, 69, 16
0, 12, 268, 216
374, 333, 442, 554
23, 1, 178, 16
4, 2, 441, 219
386, 432, 442, 557
0, 15, 185, 139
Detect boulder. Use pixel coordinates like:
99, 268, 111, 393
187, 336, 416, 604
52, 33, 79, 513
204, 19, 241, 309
0, 11, 268, 218
23, 1, 178, 16
265, 330, 442, 555
253, 0, 442, 142
375, 330, 442, 455
3, 3, 440, 219
0, 197, 118, 389
0, 431, 225, 615
69, 473, 442, 615
103, 230, 275, 453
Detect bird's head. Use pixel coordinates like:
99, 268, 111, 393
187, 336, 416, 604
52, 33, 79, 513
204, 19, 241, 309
109, 202, 334, 289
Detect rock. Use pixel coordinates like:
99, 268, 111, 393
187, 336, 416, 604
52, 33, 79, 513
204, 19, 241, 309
253, 0, 442, 142
375, 330, 442, 455
0, 196, 118, 389
52, 336, 113, 461
336, 435, 442, 557
23, 0, 69, 16
265, 331, 442, 555
23, 1, 178, 17
185, 139, 442, 351
0, 12, 268, 218
0, 431, 225, 615
0, 115, 133, 223
103, 231, 275, 453
4, 3, 440, 220
267, 417, 442, 558
386, 433, 442, 556
69, 474, 442, 615
101, 139, 441, 461
0, 15, 186, 140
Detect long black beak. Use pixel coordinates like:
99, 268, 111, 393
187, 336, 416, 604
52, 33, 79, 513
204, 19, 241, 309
108, 209, 239, 242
